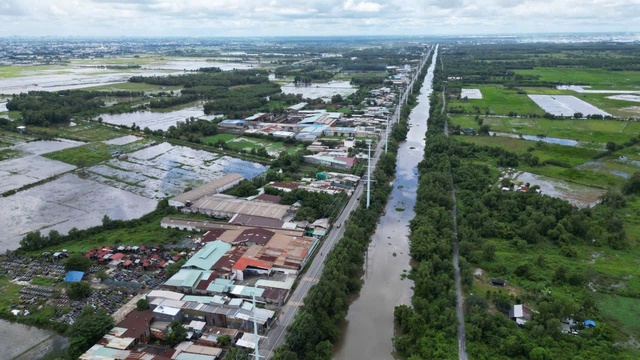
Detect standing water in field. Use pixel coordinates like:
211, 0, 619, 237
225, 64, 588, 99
333, 49, 438, 359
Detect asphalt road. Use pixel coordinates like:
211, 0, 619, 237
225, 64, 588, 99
262, 49, 432, 359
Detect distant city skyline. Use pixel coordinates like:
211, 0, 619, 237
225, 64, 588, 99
0, 0, 639, 37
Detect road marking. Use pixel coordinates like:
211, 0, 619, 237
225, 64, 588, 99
303, 276, 319, 283
289, 301, 304, 307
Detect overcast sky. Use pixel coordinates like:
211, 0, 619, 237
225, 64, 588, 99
0, 0, 638, 37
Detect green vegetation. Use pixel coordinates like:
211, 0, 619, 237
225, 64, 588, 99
42, 140, 149, 167
82, 82, 182, 92
67, 282, 92, 300
21, 200, 184, 254
448, 85, 545, 116
515, 67, 640, 90
31, 276, 58, 287
394, 45, 640, 360
450, 115, 640, 144
66, 307, 114, 359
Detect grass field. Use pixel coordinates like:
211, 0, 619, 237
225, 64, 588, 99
448, 85, 545, 116
515, 67, 640, 90
0, 276, 22, 312
0, 64, 69, 78
576, 93, 640, 118
43, 139, 149, 167
31, 276, 58, 287
33, 213, 187, 254
456, 135, 625, 188
450, 115, 640, 144
597, 294, 640, 338
58, 123, 126, 142
201, 134, 303, 155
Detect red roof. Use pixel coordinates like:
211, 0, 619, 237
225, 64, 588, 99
158, 260, 167, 268
172, 254, 182, 262
142, 261, 150, 267
122, 260, 133, 267
202, 229, 227, 243
152, 253, 160, 260
111, 253, 126, 261
232, 257, 272, 271
235, 228, 274, 246
255, 194, 282, 204
334, 156, 357, 168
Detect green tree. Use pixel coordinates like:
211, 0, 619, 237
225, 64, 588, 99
217, 334, 231, 346
232, 180, 258, 197
67, 307, 114, 358
164, 320, 188, 347
165, 258, 186, 278
622, 172, 640, 195
67, 282, 91, 300
64, 253, 92, 272
136, 298, 150, 311
225, 347, 251, 360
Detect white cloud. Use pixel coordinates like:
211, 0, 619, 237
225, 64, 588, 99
0, 0, 637, 36
343, 0, 384, 12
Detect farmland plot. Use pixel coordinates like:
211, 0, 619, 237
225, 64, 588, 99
528, 95, 611, 117
0, 156, 76, 194
87, 143, 267, 199
0, 174, 157, 252
98, 106, 206, 131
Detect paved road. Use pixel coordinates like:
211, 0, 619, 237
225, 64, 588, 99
262, 48, 432, 359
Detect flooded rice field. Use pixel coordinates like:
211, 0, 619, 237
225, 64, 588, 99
0, 156, 76, 194
521, 135, 578, 146
0, 173, 158, 252
12, 139, 85, 155
334, 51, 437, 360
87, 142, 268, 199
515, 171, 606, 208
98, 106, 206, 131
0, 319, 55, 360
281, 80, 356, 101
0, 60, 256, 95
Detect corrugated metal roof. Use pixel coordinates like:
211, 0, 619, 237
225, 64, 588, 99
182, 241, 232, 271
255, 277, 296, 290
171, 174, 243, 206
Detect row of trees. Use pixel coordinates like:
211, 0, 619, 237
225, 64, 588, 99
396, 50, 631, 360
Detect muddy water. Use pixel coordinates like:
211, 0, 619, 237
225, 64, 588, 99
334, 50, 437, 359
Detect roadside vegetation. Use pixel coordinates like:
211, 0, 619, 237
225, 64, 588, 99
394, 45, 640, 360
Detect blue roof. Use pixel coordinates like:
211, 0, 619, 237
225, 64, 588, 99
584, 320, 596, 327
64, 271, 85, 282
219, 119, 245, 125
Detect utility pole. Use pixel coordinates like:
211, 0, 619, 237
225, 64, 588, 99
252, 292, 260, 360
385, 115, 389, 153
366, 139, 372, 208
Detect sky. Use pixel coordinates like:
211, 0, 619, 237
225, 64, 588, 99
0, 0, 639, 37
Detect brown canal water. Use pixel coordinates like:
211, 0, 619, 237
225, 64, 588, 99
333, 47, 438, 359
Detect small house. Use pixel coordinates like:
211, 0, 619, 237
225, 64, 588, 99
509, 304, 532, 326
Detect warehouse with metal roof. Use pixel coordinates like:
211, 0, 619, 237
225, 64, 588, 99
169, 174, 244, 208
189, 194, 291, 220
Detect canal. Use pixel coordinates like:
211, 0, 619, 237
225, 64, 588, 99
333, 47, 438, 359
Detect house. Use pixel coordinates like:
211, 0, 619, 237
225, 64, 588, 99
509, 304, 532, 326
489, 278, 506, 287
153, 305, 183, 323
